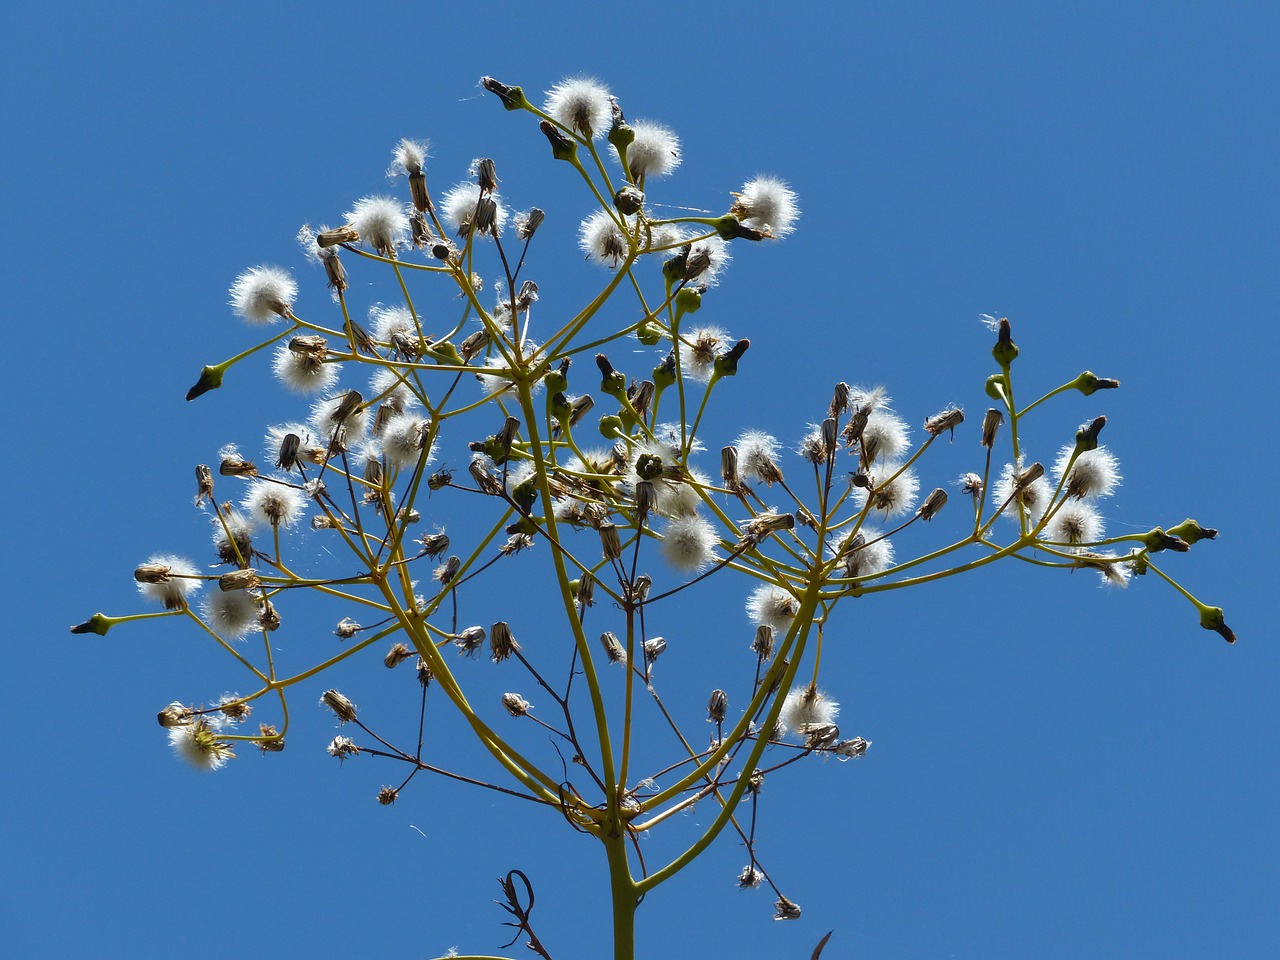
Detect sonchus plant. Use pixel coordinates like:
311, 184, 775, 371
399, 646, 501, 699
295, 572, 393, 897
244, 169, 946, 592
73, 75, 1233, 960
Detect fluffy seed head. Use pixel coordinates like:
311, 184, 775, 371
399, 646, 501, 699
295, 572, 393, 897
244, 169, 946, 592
1054, 445, 1122, 500
272, 341, 340, 394
578, 210, 630, 267
853, 464, 920, 519
202, 589, 260, 640
660, 514, 720, 572
229, 265, 296, 324
379, 414, 433, 470
746, 583, 801, 632
993, 461, 1053, 523
242, 480, 306, 529
735, 431, 784, 486
544, 77, 612, 138
730, 176, 800, 238
1045, 501, 1104, 546
389, 138, 429, 177
619, 119, 681, 181
780, 683, 840, 734
346, 196, 409, 256
168, 719, 235, 771
440, 182, 509, 239
136, 554, 202, 610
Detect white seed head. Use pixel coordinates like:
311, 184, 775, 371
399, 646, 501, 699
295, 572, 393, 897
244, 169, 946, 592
746, 583, 801, 632
440, 182, 509, 239
730, 176, 800, 238
780, 684, 840, 737
660, 514, 720, 572
229, 265, 296, 324
1054, 445, 1122, 500
578, 210, 630, 267
271, 341, 340, 394
1044, 501, 1104, 546
202, 589, 261, 640
544, 77, 612, 138
168, 720, 235, 771
136, 554, 202, 610
619, 119, 681, 180
346, 195, 410, 256
242, 480, 306, 529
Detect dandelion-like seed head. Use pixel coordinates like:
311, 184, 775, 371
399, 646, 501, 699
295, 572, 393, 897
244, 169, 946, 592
136, 554, 202, 610
860, 408, 911, 465
440, 182, 509, 239
660, 513, 720, 572
679, 326, 729, 383
619, 119, 681, 181
780, 683, 840, 735
746, 583, 801, 632
578, 210, 630, 267
853, 464, 920, 519
1054, 444, 1122, 500
730, 176, 800, 238
242, 479, 305, 529
202, 589, 261, 640
346, 195, 410, 257
1045, 501, 1104, 547
168, 719, 235, 771
992, 461, 1053, 523
378, 413, 433, 471
271, 341, 340, 395
229, 265, 296, 325
544, 77, 613, 138
833, 530, 895, 579
389, 138, 429, 177
310, 391, 370, 448
735, 431, 783, 486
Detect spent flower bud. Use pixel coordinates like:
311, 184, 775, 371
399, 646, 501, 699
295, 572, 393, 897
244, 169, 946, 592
320, 689, 358, 723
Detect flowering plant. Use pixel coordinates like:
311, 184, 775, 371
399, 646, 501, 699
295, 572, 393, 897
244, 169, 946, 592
74, 75, 1232, 959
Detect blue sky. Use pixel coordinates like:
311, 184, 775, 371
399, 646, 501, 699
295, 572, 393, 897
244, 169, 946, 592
4, 3, 1277, 958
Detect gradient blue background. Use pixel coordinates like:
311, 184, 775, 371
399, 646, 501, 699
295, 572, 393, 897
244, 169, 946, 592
5, 3, 1275, 958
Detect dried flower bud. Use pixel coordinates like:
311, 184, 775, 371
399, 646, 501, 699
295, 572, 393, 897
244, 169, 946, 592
219, 568, 260, 592
320, 689, 357, 723
157, 702, 194, 728
829, 382, 851, 419
489, 621, 520, 663
802, 722, 841, 749
316, 226, 358, 247
740, 511, 795, 546
568, 394, 595, 427
925, 406, 964, 438
416, 657, 433, 687
516, 208, 545, 241
500, 533, 534, 556
721, 446, 742, 490
599, 522, 623, 561
917, 488, 948, 521
751, 624, 776, 661
502, 692, 532, 717
774, 895, 802, 921
473, 157, 498, 195
334, 617, 361, 640
600, 631, 627, 665
625, 574, 652, 605
981, 408, 1003, 449
257, 599, 281, 633
460, 329, 491, 361
384, 642, 413, 668
738, 865, 765, 889
959, 472, 984, 499
411, 533, 448, 563
747, 768, 766, 794
435, 556, 461, 585
834, 737, 871, 759
258, 724, 285, 753
643, 636, 667, 663
575, 572, 596, 608
377, 786, 398, 805
707, 689, 728, 723
219, 455, 257, 477
195, 464, 214, 505
451, 625, 486, 657
134, 562, 172, 584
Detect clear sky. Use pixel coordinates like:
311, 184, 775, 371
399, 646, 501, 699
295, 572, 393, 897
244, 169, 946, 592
4, 3, 1277, 958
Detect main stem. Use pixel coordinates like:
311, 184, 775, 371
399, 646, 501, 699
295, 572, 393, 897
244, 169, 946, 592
605, 818, 638, 960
